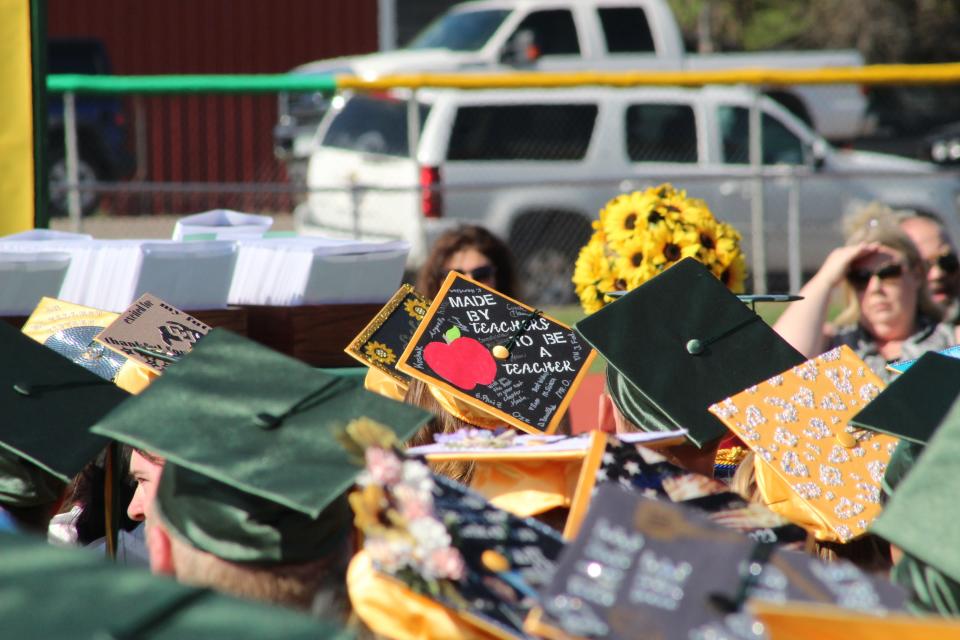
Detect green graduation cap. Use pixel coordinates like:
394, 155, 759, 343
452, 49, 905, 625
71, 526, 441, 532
0, 320, 127, 507
0, 532, 351, 639
850, 351, 960, 445
91, 328, 434, 564
574, 258, 806, 447
871, 393, 960, 587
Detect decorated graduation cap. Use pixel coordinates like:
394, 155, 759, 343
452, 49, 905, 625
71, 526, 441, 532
709, 345, 898, 543
406, 429, 687, 526
397, 272, 595, 435
91, 328, 433, 564
21, 296, 157, 395
871, 393, 960, 606
750, 601, 960, 640
850, 351, 960, 445
562, 433, 807, 546
575, 258, 806, 448
526, 485, 905, 640
344, 421, 566, 640
0, 533, 349, 639
346, 284, 430, 391
0, 319, 126, 507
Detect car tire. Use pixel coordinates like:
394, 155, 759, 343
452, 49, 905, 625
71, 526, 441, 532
510, 211, 592, 306
48, 148, 103, 217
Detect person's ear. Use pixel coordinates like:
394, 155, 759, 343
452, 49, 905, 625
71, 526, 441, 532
597, 391, 617, 434
145, 517, 175, 576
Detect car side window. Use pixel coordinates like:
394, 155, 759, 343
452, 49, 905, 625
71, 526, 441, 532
447, 104, 597, 161
598, 8, 655, 53
718, 106, 805, 165
512, 10, 580, 56
625, 103, 697, 163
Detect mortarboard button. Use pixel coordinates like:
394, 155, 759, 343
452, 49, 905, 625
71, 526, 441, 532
686, 339, 704, 355
836, 431, 858, 448
254, 412, 282, 430
13, 383, 32, 397
492, 345, 510, 360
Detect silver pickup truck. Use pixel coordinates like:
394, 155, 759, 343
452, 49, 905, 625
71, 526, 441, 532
297, 85, 959, 303
276, 0, 871, 160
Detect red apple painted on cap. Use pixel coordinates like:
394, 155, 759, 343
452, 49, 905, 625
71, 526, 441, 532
423, 326, 497, 390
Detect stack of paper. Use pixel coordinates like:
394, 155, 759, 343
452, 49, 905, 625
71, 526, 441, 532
0, 238, 237, 312
0, 252, 72, 315
228, 237, 409, 306
172, 209, 273, 241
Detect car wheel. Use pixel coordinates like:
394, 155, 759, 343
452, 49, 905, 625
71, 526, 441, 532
511, 212, 592, 306
48, 149, 102, 217
518, 244, 578, 306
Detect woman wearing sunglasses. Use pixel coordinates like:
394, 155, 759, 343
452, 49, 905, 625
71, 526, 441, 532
415, 225, 518, 298
774, 208, 957, 381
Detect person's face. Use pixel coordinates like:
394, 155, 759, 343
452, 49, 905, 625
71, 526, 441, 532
445, 247, 497, 287
847, 247, 921, 338
127, 450, 165, 522
900, 217, 960, 307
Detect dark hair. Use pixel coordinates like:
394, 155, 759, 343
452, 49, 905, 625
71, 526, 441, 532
415, 225, 517, 298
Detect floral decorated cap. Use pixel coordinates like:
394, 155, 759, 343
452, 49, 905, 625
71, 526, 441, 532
572, 184, 746, 315
849, 351, 960, 445
709, 346, 898, 543
872, 392, 960, 586
575, 258, 806, 448
344, 422, 566, 639
91, 329, 433, 564
0, 319, 123, 488
0, 532, 349, 639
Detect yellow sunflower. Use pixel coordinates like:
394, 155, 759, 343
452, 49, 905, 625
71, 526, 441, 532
364, 341, 397, 366
645, 218, 700, 271
404, 297, 427, 320
599, 194, 643, 253
719, 252, 748, 293
573, 183, 747, 313
573, 234, 616, 314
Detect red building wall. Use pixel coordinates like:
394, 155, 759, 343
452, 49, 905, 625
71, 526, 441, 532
48, 0, 379, 213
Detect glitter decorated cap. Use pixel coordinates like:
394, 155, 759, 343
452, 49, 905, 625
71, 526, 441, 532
709, 345, 898, 543
849, 351, 960, 445
91, 328, 433, 564
871, 393, 960, 585
0, 320, 126, 486
575, 258, 806, 448
0, 532, 350, 639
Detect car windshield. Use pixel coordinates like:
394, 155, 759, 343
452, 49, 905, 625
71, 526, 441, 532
321, 95, 430, 157
407, 9, 510, 51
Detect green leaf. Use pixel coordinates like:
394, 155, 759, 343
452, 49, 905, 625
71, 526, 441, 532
444, 326, 461, 343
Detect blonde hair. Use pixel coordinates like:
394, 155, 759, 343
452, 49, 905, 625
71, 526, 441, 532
833, 202, 942, 327
403, 379, 476, 484
163, 520, 351, 617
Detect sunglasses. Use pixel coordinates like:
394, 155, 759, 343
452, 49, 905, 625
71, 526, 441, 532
925, 252, 960, 274
845, 263, 904, 290
463, 265, 497, 282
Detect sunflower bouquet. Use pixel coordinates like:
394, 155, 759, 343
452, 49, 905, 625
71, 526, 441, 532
572, 183, 747, 314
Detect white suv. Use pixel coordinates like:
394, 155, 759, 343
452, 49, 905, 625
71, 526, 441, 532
297, 86, 960, 302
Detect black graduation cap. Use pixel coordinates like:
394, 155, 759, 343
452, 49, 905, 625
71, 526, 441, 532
850, 351, 960, 445
575, 258, 806, 447
0, 320, 126, 484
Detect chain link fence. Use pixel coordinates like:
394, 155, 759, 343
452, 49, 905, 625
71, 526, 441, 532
50, 74, 960, 305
